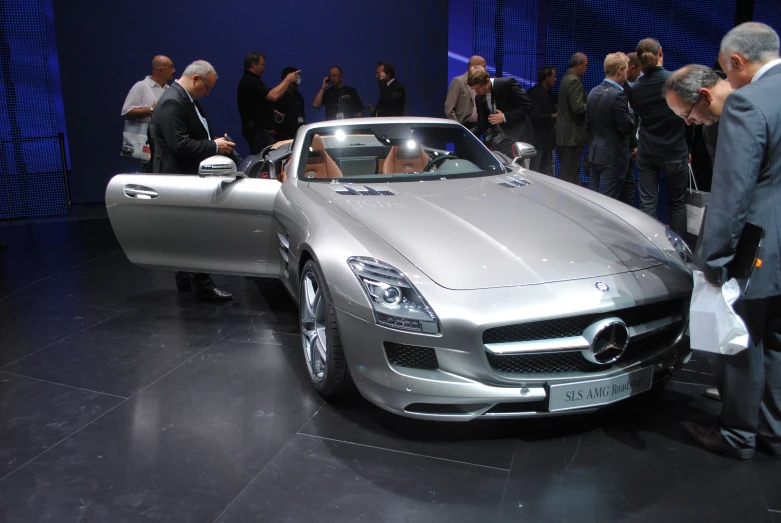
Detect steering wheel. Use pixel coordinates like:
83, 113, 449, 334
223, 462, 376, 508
423, 153, 459, 172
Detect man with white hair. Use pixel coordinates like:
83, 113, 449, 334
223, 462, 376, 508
152, 60, 236, 302
681, 22, 781, 462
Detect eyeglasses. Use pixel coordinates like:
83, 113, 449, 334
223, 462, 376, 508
681, 97, 699, 120
197, 76, 214, 94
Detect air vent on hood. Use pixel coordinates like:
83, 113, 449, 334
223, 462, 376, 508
496, 176, 530, 189
334, 185, 395, 196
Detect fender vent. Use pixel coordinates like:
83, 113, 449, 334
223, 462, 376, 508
496, 176, 530, 189
334, 185, 395, 196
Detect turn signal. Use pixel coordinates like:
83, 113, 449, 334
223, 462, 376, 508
755, 258, 763, 268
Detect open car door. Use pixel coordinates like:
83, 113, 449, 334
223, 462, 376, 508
105, 173, 282, 277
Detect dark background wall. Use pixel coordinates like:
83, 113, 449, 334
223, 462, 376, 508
53, 0, 449, 203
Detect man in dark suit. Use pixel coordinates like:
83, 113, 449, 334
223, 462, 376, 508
467, 66, 534, 158
528, 66, 557, 175
585, 53, 635, 200
555, 53, 589, 185
151, 60, 236, 302
368, 62, 405, 117
681, 22, 781, 461
619, 52, 642, 207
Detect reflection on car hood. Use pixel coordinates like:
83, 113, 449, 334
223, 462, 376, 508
308, 176, 667, 290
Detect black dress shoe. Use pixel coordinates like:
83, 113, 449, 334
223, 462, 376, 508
683, 422, 753, 461
196, 288, 233, 302
176, 280, 192, 292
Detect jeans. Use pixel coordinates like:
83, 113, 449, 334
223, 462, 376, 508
529, 148, 553, 175
589, 164, 627, 200
637, 154, 688, 237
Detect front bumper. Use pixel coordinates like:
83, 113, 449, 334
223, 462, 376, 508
336, 307, 690, 421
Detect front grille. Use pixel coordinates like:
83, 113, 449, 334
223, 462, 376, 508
482, 299, 686, 344
384, 342, 439, 370
486, 323, 684, 375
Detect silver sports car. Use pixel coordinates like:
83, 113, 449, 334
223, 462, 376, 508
106, 117, 694, 421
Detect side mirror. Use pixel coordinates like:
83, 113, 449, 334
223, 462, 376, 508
198, 155, 237, 176
511, 142, 537, 169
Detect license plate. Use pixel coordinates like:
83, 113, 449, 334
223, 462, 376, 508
548, 366, 654, 412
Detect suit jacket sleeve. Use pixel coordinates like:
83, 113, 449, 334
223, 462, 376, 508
566, 77, 587, 115
444, 77, 461, 120
696, 90, 767, 285
156, 97, 217, 161
611, 90, 635, 136
501, 79, 533, 124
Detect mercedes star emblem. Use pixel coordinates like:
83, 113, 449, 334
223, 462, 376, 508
581, 318, 630, 365
595, 281, 609, 292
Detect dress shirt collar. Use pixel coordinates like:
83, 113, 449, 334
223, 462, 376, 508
603, 78, 623, 90
752, 58, 781, 83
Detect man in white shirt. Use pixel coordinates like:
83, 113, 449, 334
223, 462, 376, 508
121, 55, 175, 122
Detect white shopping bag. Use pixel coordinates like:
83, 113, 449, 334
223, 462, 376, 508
689, 270, 749, 355
686, 164, 710, 236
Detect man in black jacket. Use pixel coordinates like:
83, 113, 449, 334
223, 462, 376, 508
633, 38, 689, 237
151, 60, 235, 302
368, 62, 405, 117
468, 66, 534, 157
528, 66, 557, 175
586, 53, 635, 200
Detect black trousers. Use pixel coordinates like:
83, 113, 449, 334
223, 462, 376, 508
242, 124, 276, 155
175, 271, 215, 292
620, 160, 637, 207
557, 145, 584, 185
720, 295, 781, 457
529, 147, 553, 175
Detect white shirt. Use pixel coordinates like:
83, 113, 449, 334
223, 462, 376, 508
176, 80, 217, 154
486, 79, 506, 123
121, 76, 168, 123
752, 58, 781, 83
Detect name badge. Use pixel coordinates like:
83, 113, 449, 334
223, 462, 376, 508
297, 117, 305, 124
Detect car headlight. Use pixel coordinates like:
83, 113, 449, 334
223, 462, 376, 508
348, 257, 439, 334
665, 227, 695, 266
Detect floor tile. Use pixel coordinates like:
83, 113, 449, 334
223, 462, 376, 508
497, 383, 772, 523
0, 372, 123, 479
215, 434, 508, 523
0, 337, 323, 523
3, 305, 256, 397
299, 395, 518, 470
0, 297, 122, 367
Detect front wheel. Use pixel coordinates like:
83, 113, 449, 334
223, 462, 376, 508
299, 260, 353, 396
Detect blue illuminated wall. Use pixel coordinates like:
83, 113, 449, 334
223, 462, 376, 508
0, 0, 68, 219
755, 0, 781, 35
53, 0, 449, 203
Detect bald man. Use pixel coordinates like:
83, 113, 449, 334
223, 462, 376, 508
445, 55, 486, 127
122, 55, 176, 123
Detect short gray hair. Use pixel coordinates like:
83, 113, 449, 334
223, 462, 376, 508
182, 60, 217, 79
720, 22, 780, 63
663, 65, 720, 103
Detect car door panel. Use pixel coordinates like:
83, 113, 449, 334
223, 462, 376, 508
106, 174, 281, 276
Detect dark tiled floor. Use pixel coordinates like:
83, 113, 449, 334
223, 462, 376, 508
0, 218, 778, 522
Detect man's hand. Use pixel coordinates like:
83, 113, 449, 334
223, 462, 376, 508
551, 112, 557, 119
215, 134, 235, 155
284, 70, 301, 84
488, 109, 504, 125
366, 104, 376, 116
632, 147, 638, 160
321, 77, 329, 90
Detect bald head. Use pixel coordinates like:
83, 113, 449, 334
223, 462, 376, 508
467, 55, 486, 71
150, 55, 175, 85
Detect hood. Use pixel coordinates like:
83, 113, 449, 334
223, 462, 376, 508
308, 176, 667, 290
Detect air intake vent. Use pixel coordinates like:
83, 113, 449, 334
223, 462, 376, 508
384, 342, 438, 370
496, 176, 530, 189
334, 185, 395, 196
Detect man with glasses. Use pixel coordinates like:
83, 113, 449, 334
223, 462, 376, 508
151, 60, 236, 302
121, 55, 175, 171
312, 65, 364, 120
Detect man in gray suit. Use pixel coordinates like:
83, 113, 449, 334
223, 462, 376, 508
682, 22, 781, 461
445, 55, 486, 128
555, 53, 589, 185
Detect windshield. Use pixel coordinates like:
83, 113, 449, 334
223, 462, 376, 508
296, 122, 506, 182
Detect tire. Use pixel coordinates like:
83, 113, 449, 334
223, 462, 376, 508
299, 260, 354, 396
